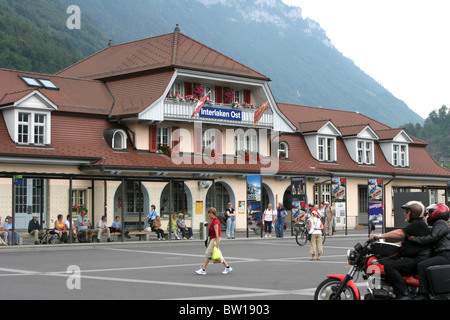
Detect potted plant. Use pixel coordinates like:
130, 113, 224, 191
279, 151, 286, 160
158, 144, 172, 157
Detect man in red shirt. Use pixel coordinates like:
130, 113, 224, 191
308, 203, 321, 219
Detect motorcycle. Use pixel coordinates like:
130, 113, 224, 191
314, 224, 450, 300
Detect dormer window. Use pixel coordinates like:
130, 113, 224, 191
357, 141, 374, 164
318, 136, 336, 162
113, 130, 127, 150
103, 129, 127, 151
17, 112, 48, 145
377, 129, 412, 168
393, 144, 408, 167
278, 141, 289, 159
302, 120, 340, 162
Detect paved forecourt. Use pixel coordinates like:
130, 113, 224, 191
0, 234, 368, 300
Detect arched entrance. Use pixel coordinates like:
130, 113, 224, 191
114, 181, 150, 230
160, 182, 193, 218
205, 181, 235, 218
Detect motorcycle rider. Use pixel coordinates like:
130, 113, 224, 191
370, 201, 432, 300
408, 203, 450, 300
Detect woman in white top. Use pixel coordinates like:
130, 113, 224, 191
308, 211, 324, 260
262, 204, 275, 238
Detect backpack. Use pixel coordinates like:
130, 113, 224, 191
77, 232, 87, 243
223, 211, 228, 222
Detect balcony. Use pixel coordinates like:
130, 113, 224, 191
163, 99, 273, 128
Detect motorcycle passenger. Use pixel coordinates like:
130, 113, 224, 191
408, 203, 450, 300
370, 201, 432, 300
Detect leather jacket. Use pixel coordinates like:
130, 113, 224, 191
410, 218, 450, 254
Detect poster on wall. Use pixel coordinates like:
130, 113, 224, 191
368, 179, 383, 201
290, 177, 307, 223
247, 175, 262, 232
369, 202, 383, 226
334, 201, 346, 228
331, 177, 346, 201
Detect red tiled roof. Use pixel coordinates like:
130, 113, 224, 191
277, 103, 449, 177
338, 124, 372, 137
57, 32, 270, 81
277, 103, 391, 132
0, 68, 113, 115
107, 71, 175, 116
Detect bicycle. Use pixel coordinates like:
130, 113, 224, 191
293, 218, 326, 246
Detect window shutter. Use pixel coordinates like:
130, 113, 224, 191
215, 129, 223, 156
215, 86, 223, 104
244, 89, 251, 104
172, 126, 180, 153
149, 125, 158, 152
194, 126, 202, 155
185, 82, 192, 96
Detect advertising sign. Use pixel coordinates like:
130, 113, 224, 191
331, 177, 346, 201
368, 179, 383, 201
291, 177, 307, 222
369, 202, 383, 226
247, 175, 262, 227
334, 201, 346, 228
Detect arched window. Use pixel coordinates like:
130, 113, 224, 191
113, 130, 127, 150
279, 141, 289, 158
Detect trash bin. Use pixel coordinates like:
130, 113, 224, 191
199, 222, 209, 240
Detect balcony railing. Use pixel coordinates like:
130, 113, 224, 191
164, 99, 273, 128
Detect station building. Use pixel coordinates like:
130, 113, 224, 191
0, 27, 448, 236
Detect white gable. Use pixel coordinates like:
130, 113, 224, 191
357, 126, 379, 140
15, 91, 58, 111
393, 130, 413, 143
317, 121, 341, 136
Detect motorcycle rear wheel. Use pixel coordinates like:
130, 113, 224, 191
314, 278, 358, 300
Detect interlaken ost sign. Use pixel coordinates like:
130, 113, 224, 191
199, 106, 242, 121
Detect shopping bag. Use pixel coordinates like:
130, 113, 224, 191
211, 242, 222, 263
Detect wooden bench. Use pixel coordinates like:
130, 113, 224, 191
18, 229, 169, 244
84, 230, 158, 241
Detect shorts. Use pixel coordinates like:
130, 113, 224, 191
205, 238, 218, 259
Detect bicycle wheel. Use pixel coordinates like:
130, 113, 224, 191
295, 229, 307, 246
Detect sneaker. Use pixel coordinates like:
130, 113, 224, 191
222, 266, 233, 274
195, 268, 206, 275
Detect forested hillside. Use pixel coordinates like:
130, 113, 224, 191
403, 105, 449, 169
0, 0, 107, 73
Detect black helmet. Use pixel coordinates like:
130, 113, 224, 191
401, 201, 425, 221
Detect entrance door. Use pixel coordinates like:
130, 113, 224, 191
14, 178, 45, 229
358, 185, 368, 226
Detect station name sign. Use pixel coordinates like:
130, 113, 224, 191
200, 107, 242, 121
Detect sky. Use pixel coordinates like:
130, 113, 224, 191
281, 0, 450, 120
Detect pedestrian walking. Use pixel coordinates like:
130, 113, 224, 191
308, 211, 324, 260
196, 207, 232, 275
